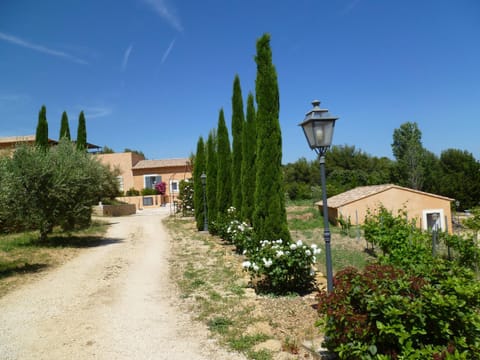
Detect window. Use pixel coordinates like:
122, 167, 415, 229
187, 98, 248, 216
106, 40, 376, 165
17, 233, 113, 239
422, 209, 445, 231
144, 175, 162, 189
170, 180, 179, 193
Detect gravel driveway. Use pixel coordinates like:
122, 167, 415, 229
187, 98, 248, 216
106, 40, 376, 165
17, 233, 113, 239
0, 208, 245, 360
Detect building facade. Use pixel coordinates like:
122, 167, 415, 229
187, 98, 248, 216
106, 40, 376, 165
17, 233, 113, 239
317, 184, 454, 233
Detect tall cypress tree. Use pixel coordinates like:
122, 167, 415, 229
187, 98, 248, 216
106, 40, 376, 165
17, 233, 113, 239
241, 92, 256, 224
231, 75, 245, 212
253, 33, 290, 242
76, 111, 87, 151
216, 108, 232, 218
59, 111, 71, 140
193, 136, 206, 231
35, 105, 49, 150
206, 130, 218, 229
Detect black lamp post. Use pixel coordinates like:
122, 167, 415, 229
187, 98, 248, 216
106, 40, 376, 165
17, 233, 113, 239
200, 172, 208, 232
299, 100, 339, 293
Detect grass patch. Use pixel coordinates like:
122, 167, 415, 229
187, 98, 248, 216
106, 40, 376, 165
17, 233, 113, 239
0, 220, 110, 297
228, 333, 270, 352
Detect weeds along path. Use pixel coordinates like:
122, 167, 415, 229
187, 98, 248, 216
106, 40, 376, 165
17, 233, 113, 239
0, 208, 245, 360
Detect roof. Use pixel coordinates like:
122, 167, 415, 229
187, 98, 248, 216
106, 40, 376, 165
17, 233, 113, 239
317, 184, 454, 208
132, 158, 191, 169
0, 135, 57, 145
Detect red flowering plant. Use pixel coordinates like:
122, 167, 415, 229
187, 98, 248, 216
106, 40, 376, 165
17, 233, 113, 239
154, 181, 166, 195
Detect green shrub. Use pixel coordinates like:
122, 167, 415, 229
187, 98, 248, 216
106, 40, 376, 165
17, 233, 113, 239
125, 187, 140, 196
317, 263, 480, 359
141, 188, 157, 196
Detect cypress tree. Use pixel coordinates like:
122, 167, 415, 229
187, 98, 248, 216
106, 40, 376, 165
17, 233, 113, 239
35, 105, 49, 150
193, 136, 206, 231
76, 111, 87, 151
59, 111, 71, 140
253, 33, 290, 242
206, 130, 218, 229
241, 92, 256, 224
216, 108, 232, 218
231, 75, 244, 212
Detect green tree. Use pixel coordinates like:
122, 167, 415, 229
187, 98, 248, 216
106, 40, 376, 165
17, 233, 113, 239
216, 109, 232, 218
253, 33, 290, 242
59, 111, 71, 140
231, 75, 245, 212
76, 111, 87, 151
206, 130, 218, 227
35, 105, 49, 150
439, 149, 480, 210
391, 122, 425, 190
193, 137, 206, 231
0, 140, 117, 240
101, 145, 115, 154
241, 92, 256, 224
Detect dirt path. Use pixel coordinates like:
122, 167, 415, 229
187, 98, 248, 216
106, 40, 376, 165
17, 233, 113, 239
0, 208, 245, 360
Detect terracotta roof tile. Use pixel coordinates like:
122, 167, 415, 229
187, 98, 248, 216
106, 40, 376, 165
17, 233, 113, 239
132, 158, 191, 169
317, 184, 453, 208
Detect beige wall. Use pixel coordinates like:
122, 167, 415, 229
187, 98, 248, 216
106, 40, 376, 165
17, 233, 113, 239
334, 188, 453, 233
95, 152, 144, 192
132, 166, 191, 199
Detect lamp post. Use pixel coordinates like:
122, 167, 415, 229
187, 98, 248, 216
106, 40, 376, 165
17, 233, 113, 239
299, 100, 339, 293
200, 172, 208, 232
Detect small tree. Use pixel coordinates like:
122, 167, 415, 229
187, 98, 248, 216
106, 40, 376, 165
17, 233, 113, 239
35, 105, 49, 150
76, 111, 87, 151
59, 111, 71, 140
0, 140, 118, 239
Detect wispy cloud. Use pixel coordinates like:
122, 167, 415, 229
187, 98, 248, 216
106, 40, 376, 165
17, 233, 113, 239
142, 0, 183, 32
342, 0, 361, 14
0, 31, 88, 65
0, 93, 30, 103
161, 39, 175, 64
81, 106, 113, 119
122, 44, 133, 72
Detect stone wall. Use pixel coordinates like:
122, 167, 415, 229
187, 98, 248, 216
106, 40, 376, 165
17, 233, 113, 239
93, 204, 136, 217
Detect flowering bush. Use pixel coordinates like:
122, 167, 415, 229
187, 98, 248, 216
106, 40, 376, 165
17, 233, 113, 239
225, 219, 253, 253
243, 238, 321, 294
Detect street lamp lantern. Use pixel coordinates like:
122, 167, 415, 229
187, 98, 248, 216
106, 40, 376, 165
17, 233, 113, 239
299, 100, 338, 155
299, 100, 339, 293
200, 172, 208, 232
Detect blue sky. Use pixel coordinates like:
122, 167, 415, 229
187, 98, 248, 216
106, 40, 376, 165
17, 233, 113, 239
1, 0, 479, 164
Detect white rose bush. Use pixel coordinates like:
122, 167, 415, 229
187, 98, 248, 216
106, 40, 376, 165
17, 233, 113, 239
214, 206, 321, 294
243, 239, 321, 294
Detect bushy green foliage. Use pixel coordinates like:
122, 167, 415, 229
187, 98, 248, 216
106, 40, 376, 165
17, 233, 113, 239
141, 188, 157, 196
0, 140, 118, 240
319, 207, 480, 358
178, 179, 194, 217
318, 263, 480, 359
125, 187, 140, 196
